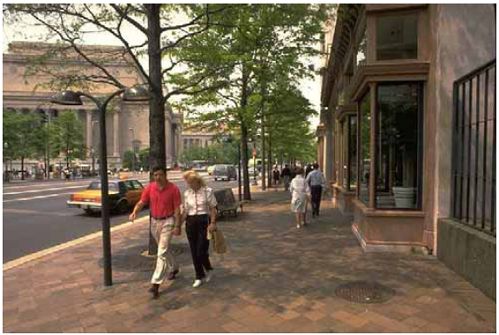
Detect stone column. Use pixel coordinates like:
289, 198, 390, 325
324, 117, 334, 183
86, 110, 93, 158
113, 110, 120, 157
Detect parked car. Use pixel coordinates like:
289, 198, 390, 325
213, 164, 237, 181
67, 179, 145, 215
192, 160, 209, 172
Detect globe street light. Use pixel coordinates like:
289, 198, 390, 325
51, 85, 149, 286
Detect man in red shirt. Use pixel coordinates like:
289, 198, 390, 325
129, 166, 182, 299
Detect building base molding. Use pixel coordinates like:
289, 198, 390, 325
351, 199, 428, 253
333, 185, 356, 217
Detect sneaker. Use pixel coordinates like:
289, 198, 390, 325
296, 224, 301, 229
205, 271, 213, 283
192, 279, 202, 288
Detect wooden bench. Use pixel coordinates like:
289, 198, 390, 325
214, 188, 244, 217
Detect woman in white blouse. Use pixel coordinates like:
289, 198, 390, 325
181, 170, 218, 288
289, 166, 311, 229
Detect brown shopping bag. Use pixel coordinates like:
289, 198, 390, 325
209, 229, 227, 254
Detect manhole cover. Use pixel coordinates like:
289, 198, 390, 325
335, 281, 395, 304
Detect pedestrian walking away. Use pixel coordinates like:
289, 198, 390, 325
305, 163, 327, 217
289, 167, 311, 229
305, 163, 313, 178
129, 166, 182, 299
272, 165, 280, 190
182, 170, 218, 288
281, 164, 291, 191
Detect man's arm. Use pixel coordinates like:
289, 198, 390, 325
129, 200, 145, 221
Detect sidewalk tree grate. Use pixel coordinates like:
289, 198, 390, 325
335, 281, 395, 304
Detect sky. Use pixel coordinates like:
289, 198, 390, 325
2, 6, 323, 130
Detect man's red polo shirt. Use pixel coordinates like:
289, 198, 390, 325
140, 181, 181, 218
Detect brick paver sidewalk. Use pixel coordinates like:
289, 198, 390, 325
3, 189, 496, 332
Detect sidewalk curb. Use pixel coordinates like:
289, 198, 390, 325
3, 216, 150, 272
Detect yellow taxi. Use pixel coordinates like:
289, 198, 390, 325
67, 179, 145, 215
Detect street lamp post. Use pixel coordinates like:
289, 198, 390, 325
51, 85, 149, 286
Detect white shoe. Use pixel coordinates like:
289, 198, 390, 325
205, 271, 212, 283
192, 279, 202, 288
296, 224, 301, 229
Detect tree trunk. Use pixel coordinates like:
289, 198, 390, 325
146, 4, 164, 255
146, 4, 166, 170
261, 117, 266, 191
267, 132, 272, 187
240, 65, 251, 201
21, 156, 25, 180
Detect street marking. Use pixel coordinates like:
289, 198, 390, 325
4, 185, 86, 195
3, 192, 76, 203
3, 208, 74, 216
3, 215, 150, 271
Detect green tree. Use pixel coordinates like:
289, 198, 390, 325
3, 111, 40, 179
52, 110, 85, 169
138, 147, 150, 171
32, 113, 61, 177
173, 4, 331, 199
122, 150, 135, 170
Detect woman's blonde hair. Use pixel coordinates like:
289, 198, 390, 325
183, 170, 206, 189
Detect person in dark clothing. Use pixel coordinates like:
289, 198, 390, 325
305, 164, 313, 178
281, 164, 292, 191
272, 166, 280, 189
305, 163, 327, 217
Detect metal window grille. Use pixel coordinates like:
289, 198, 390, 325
452, 60, 496, 236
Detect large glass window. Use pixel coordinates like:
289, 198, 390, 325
376, 83, 423, 209
376, 14, 418, 61
359, 92, 371, 205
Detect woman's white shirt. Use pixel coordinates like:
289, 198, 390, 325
289, 175, 310, 202
183, 187, 217, 215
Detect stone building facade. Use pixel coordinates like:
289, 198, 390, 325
3, 41, 182, 170
318, 4, 495, 298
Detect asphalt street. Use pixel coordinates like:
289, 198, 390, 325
3, 171, 238, 263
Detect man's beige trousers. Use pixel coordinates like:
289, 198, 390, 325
151, 217, 178, 284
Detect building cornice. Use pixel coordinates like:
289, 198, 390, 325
350, 61, 430, 101
336, 103, 357, 121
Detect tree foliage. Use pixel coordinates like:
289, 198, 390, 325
173, 4, 332, 198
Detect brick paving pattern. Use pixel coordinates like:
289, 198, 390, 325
3, 190, 496, 332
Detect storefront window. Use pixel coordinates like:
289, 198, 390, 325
359, 92, 371, 205
376, 14, 418, 61
376, 83, 422, 209
348, 115, 357, 191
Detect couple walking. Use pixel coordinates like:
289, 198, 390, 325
129, 167, 217, 299
290, 163, 326, 228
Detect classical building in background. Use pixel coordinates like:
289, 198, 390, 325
319, 4, 495, 298
181, 125, 217, 150
3, 41, 182, 170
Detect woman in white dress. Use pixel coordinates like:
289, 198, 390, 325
289, 167, 311, 229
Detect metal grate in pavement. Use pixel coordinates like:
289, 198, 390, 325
335, 281, 395, 304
